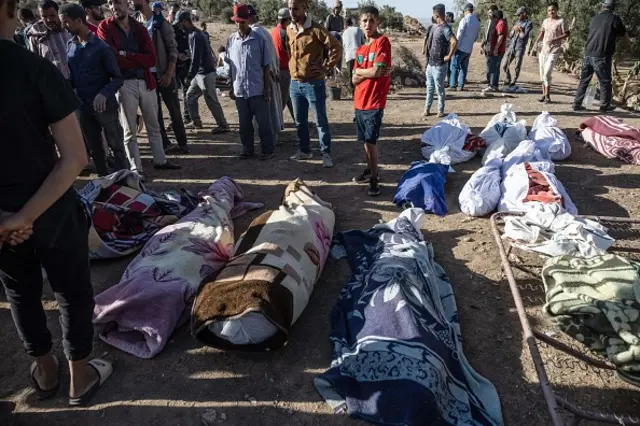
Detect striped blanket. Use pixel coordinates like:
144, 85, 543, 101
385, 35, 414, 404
191, 179, 335, 351
543, 254, 640, 386
579, 115, 640, 165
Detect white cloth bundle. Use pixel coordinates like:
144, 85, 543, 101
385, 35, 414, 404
421, 114, 475, 165
528, 112, 571, 161
458, 158, 502, 217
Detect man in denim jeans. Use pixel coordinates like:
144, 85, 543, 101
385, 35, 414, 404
449, 3, 479, 91
423, 4, 457, 118
61, 3, 129, 176
226, 3, 274, 159
287, 0, 341, 168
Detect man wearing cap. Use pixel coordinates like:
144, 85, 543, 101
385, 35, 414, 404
573, 0, 629, 112
98, 0, 181, 176
132, 0, 190, 153
272, 8, 295, 121
226, 3, 274, 159
81, 0, 106, 33
502, 7, 532, 87
177, 10, 230, 134
287, 0, 342, 168
449, 3, 479, 91
60, 2, 129, 176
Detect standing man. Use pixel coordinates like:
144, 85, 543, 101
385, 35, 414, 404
226, 3, 274, 160
271, 7, 295, 121
573, 0, 628, 112
535, 2, 569, 103
1, 0, 113, 405
342, 16, 365, 90
325, 1, 344, 75
15, 8, 36, 46
81, 0, 105, 33
485, 10, 507, 91
173, 10, 191, 125
503, 7, 532, 87
168, 2, 180, 24
480, 4, 498, 84
176, 11, 230, 134
133, 0, 190, 154
61, 2, 129, 176
98, 0, 180, 177
449, 3, 480, 91
287, 0, 341, 168
351, 6, 391, 197
444, 11, 454, 85
423, 4, 457, 118
26, 1, 72, 78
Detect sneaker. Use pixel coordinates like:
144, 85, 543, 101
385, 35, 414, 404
322, 153, 333, 168
258, 152, 274, 160
183, 118, 192, 126
599, 105, 616, 112
165, 144, 190, 154
352, 168, 371, 184
185, 121, 203, 129
289, 151, 313, 161
239, 152, 255, 159
538, 96, 546, 103
212, 126, 230, 134
154, 162, 181, 170
543, 97, 552, 104
457, 87, 464, 92
572, 105, 587, 112
368, 178, 381, 197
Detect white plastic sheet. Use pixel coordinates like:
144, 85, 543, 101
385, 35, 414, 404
499, 162, 577, 215
480, 104, 528, 165
421, 113, 476, 165
528, 112, 572, 161
458, 158, 502, 217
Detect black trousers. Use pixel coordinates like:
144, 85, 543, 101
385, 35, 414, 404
154, 74, 189, 149
573, 56, 613, 109
78, 106, 129, 176
0, 192, 94, 361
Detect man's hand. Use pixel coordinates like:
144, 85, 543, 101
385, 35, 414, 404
269, 69, 278, 81
178, 53, 189, 61
229, 89, 236, 100
93, 94, 107, 113
158, 71, 174, 87
480, 48, 485, 55
443, 55, 452, 63
0, 213, 34, 248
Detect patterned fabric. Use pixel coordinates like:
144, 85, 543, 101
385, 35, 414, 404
463, 133, 487, 152
26, 21, 72, 78
192, 179, 335, 351
78, 170, 194, 259
543, 254, 640, 386
94, 177, 263, 358
315, 209, 503, 425
579, 115, 640, 165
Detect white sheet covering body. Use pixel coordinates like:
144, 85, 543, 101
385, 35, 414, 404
458, 158, 502, 217
528, 112, 571, 161
421, 113, 475, 165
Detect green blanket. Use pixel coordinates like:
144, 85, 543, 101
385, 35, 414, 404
542, 254, 640, 386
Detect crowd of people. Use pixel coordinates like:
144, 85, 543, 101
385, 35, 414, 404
0, 0, 632, 410
422, 0, 629, 117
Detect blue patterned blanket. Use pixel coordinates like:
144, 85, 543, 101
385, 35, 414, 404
315, 209, 503, 426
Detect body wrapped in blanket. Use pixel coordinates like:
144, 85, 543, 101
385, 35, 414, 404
93, 178, 263, 358
191, 179, 335, 351
315, 209, 503, 426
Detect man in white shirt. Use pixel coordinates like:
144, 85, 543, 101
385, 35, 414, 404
341, 16, 365, 89
449, 3, 480, 90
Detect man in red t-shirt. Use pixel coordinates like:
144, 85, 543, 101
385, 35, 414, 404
271, 8, 295, 121
351, 6, 391, 197
486, 9, 508, 91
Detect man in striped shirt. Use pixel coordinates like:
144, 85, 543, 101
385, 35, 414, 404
25, 0, 71, 78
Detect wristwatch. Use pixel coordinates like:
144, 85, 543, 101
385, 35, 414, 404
118, 50, 127, 57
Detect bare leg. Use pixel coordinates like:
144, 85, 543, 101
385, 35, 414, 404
364, 143, 378, 180
69, 358, 99, 398
33, 353, 58, 390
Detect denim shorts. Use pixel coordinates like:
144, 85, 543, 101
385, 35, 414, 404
355, 109, 384, 144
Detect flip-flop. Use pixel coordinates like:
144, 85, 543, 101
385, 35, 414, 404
29, 356, 60, 400
68, 359, 113, 407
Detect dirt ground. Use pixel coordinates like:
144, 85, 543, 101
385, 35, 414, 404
2, 23, 640, 426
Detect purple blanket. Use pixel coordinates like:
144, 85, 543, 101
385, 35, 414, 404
93, 177, 263, 358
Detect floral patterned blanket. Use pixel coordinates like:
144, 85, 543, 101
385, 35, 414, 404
191, 179, 334, 351
315, 209, 503, 426
93, 177, 263, 358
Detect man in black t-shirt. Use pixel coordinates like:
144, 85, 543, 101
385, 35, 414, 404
573, 0, 629, 112
0, 0, 113, 406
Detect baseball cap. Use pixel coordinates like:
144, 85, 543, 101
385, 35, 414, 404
152, 2, 165, 10
174, 10, 192, 24
602, 0, 616, 7
464, 3, 474, 11
433, 3, 445, 14
515, 7, 527, 15
277, 7, 291, 19
231, 3, 251, 22
246, 4, 257, 17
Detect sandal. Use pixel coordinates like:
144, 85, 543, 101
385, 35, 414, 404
211, 126, 230, 135
29, 356, 60, 400
68, 359, 113, 407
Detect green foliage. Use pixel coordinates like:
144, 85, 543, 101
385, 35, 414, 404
251, 0, 283, 25
356, 0, 404, 30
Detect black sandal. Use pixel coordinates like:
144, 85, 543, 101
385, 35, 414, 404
29, 356, 60, 400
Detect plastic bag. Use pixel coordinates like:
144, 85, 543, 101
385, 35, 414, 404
421, 114, 476, 165
499, 163, 577, 215
528, 112, 572, 161
502, 140, 550, 176
458, 158, 502, 217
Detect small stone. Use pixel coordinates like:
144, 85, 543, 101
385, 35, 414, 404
220, 413, 227, 421
494, 296, 502, 301
506, 335, 513, 340
249, 397, 257, 405
201, 410, 217, 426
268, 377, 275, 383
463, 237, 474, 243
